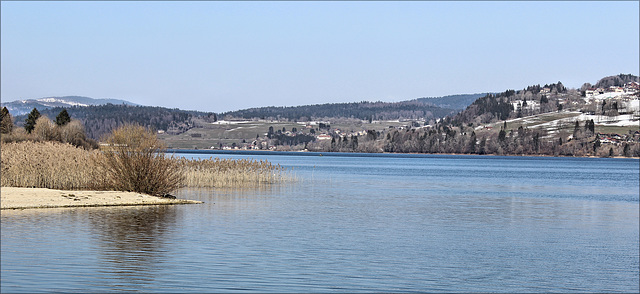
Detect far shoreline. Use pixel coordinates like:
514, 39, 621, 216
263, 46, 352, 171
166, 148, 639, 160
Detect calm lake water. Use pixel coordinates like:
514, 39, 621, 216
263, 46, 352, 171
2, 152, 639, 293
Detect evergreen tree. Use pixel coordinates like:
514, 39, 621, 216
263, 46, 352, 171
623, 143, 631, 157
478, 137, 487, 155
24, 108, 41, 134
588, 119, 595, 134
573, 121, 580, 138
267, 126, 274, 138
498, 129, 507, 142
1, 107, 13, 134
540, 95, 548, 104
55, 109, 72, 126
593, 139, 601, 152
469, 131, 477, 153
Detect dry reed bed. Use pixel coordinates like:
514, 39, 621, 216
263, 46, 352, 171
1, 141, 292, 191
1, 141, 104, 190
178, 157, 291, 188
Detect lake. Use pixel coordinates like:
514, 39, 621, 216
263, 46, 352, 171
2, 152, 639, 292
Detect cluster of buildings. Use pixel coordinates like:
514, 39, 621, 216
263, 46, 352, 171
582, 82, 640, 115
596, 132, 640, 145
511, 99, 540, 113
585, 82, 640, 99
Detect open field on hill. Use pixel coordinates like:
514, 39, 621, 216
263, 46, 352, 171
158, 118, 412, 149
478, 111, 639, 140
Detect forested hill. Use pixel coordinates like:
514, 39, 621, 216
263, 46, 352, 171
414, 93, 489, 110
447, 74, 639, 127
220, 100, 458, 121
593, 73, 639, 88
14, 104, 215, 140
448, 82, 570, 126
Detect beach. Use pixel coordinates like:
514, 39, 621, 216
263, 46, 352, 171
1, 187, 202, 210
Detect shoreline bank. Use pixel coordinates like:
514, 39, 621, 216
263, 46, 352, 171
1, 187, 202, 210
166, 148, 639, 159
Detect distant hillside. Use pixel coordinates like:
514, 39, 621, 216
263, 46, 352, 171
414, 93, 490, 110
448, 74, 639, 127
594, 74, 639, 88
1, 96, 138, 116
221, 100, 458, 122
449, 81, 571, 125
14, 104, 215, 140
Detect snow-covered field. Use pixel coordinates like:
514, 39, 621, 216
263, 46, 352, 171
37, 98, 89, 107
586, 92, 627, 101
210, 120, 253, 125
483, 110, 638, 138
537, 112, 639, 128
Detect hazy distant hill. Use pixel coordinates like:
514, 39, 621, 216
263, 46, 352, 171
414, 93, 490, 110
1, 96, 138, 116
221, 93, 489, 121
221, 100, 460, 122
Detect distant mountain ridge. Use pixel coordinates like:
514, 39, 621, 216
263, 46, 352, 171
414, 93, 490, 110
1, 96, 138, 115
221, 101, 456, 122
220, 93, 489, 122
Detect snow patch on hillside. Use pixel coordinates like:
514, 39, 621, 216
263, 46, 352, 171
38, 98, 89, 107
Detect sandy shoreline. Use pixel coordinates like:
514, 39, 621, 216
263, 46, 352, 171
1, 187, 203, 210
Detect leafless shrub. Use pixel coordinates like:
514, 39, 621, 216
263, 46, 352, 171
0, 128, 38, 144
33, 116, 60, 142
59, 120, 98, 149
96, 124, 184, 196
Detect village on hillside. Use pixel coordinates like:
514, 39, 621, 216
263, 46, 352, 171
203, 81, 639, 154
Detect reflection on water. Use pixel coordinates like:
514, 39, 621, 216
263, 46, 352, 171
87, 206, 177, 291
175, 187, 280, 218
1, 155, 639, 292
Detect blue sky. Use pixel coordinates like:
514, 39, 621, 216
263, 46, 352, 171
2, 1, 638, 113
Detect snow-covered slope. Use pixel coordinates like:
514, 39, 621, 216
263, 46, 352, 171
1, 96, 139, 115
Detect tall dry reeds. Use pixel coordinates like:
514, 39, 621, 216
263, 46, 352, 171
178, 157, 291, 188
0, 141, 106, 190
1, 124, 293, 193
